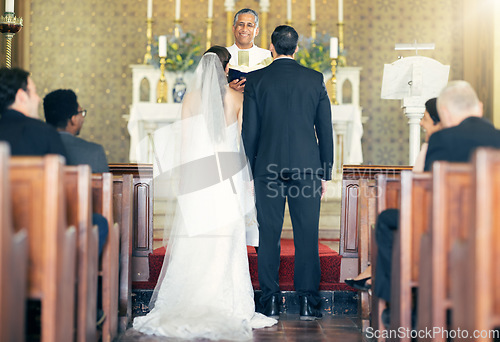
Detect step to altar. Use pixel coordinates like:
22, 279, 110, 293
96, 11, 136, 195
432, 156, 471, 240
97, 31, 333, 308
132, 290, 358, 318
152, 196, 341, 250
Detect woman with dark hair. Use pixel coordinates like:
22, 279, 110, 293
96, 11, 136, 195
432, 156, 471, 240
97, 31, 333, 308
133, 46, 276, 339
413, 97, 443, 172
345, 97, 443, 291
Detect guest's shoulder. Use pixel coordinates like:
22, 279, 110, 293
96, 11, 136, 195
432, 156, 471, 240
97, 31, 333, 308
226, 44, 237, 54
61, 132, 101, 149
252, 45, 271, 55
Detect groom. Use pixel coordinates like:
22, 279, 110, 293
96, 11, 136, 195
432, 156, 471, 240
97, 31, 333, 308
242, 25, 333, 320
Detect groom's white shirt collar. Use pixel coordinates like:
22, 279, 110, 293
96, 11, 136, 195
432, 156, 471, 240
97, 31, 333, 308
274, 56, 294, 60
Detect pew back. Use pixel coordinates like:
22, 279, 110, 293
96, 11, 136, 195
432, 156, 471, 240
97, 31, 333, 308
466, 148, 500, 339
92, 173, 119, 342
390, 171, 431, 341
10, 155, 76, 342
0, 144, 28, 342
64, 165, 99, 342
113, 174, 134, 332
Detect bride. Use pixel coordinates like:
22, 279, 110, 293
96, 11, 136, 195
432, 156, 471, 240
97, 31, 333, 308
132, 46, 277, 340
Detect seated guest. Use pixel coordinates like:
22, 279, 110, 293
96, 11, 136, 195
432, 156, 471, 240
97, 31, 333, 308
43, 89, 109, 258
374, 81, 500, 327
0, 67, 67, 157
424, 81, 500, 170
346, 98, 443, 292
43, 89, 109, 173
413, 97, 443, 172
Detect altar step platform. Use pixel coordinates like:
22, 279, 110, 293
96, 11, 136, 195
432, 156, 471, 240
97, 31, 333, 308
151, 191, 342, 250
132, 238, 356, 317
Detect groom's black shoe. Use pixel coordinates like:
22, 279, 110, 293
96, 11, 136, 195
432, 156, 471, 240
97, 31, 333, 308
261, 294, 280, 319
299, 296, 322, 321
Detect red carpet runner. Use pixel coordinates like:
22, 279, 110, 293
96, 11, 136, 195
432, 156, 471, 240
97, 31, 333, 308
133, 239, 350, 291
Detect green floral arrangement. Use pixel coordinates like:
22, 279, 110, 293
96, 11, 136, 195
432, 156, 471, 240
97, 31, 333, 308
296, 35, 333, 73
151, 32, 202, 72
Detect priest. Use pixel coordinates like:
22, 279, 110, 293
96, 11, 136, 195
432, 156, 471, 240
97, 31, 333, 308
227, 8, 272, 92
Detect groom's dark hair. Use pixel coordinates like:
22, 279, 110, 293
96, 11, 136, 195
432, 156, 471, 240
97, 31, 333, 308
271, 25, 298, 56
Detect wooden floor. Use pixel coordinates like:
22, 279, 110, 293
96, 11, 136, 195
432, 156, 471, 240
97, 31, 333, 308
117, 314, 368, 341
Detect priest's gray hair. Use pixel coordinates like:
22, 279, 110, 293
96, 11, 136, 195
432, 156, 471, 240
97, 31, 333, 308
437, 80, 481, 117
233, 8, 259, 28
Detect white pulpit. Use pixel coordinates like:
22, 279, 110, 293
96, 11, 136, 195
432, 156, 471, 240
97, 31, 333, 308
381, 56, 450, 165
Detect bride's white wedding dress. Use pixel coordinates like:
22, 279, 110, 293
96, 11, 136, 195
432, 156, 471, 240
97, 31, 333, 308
133, 53, 276, 340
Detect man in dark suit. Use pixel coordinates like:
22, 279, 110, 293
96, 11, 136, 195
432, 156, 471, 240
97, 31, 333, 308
0, 67, 67, 157
374, 80, 500, 327
242, 25, 333, 320
424, 80, 500, 170
43, 89, 109, 173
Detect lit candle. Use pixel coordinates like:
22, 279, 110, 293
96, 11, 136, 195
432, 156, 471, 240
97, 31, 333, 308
260, 0, 270, 12
5, 0, 14, 13
310, 0, 316, 21
330, 37, 338, 58
175, 0, 181, 20
208, 0, 213, 18
224, 0, 235, 12
159, 35, 167, 57
287, 0, 292, 22
147, 0, 153, 19
338, 0, 343, 22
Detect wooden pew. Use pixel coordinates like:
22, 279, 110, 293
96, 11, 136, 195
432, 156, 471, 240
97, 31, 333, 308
112, 174, 134, 332
340, 165, 412, 281
369, 174, 403, 338
0, 144, 28, 342
64, 165, 99, 342
450, 148, 500, 342
389, 171, 432, 341
357, 178, 376, 329
109, 164, 153, 283
92, 173, 120, 342
417, 162, 472, 342
10, 155, 77, 342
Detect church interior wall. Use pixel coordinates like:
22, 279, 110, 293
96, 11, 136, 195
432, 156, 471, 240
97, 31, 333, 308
3, 0, 465, 165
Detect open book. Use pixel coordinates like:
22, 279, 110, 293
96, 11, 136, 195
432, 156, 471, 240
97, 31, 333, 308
227, 57, 273, 83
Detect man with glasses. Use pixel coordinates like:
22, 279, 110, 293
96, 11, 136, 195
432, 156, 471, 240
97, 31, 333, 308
43, 89, 109, 328
43, 89, 109, 173
0, 67, 67, 157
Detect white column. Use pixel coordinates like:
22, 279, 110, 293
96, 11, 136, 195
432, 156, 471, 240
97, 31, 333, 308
402, 98, 424, 166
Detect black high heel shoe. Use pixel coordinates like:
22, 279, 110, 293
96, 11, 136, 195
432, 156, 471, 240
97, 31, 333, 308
345, 278, 371, 291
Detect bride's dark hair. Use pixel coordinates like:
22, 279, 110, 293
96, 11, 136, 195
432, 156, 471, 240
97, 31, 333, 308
204, 46, 231, 71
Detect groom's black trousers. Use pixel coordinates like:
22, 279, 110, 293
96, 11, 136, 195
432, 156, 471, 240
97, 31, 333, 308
255, 173, 322, 307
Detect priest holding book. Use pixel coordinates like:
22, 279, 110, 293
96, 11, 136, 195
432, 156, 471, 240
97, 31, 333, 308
227, 8, 273, 92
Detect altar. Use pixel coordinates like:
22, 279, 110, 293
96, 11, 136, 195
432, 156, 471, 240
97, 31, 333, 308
125, 65, 365, 176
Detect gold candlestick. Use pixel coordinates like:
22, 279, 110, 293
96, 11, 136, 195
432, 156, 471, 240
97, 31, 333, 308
174, 19, 182, 39
206, 18, 213, 51
143, 18, 153, 64
285, 20, 292, 26
260, 11, 268, 49
330, 58, 338, 105
226, 11, 233, 47
337, 22, 347, 67
157, 57, 168, 103
310, 21, 317, 41
0, 12, 23, 69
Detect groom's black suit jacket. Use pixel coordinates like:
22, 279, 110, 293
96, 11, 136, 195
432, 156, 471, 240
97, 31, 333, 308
242, 58, 333, 181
